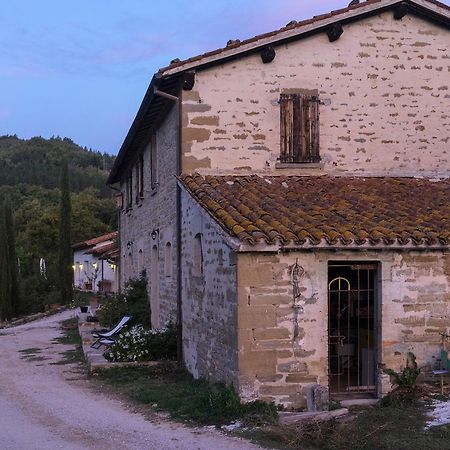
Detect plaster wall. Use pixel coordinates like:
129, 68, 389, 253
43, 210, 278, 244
181, 12, 450, 177
119, 105, 179, 327
181, 190, 239, 384
236, 249, 450, 408
73, 249, 117, 293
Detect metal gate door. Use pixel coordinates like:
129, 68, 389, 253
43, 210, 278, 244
328, 263, 377, 396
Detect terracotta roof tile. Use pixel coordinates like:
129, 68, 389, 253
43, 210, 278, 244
73, 231, 118, 250
180, 174, 450, 248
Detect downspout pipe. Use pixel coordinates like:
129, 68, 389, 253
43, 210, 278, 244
154, 85, 184, 365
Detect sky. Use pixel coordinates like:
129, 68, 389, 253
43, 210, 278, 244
1, 0, 448, 155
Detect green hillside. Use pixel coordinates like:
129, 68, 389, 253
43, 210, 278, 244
0, 135, 114, 195
0, 135, 117, 314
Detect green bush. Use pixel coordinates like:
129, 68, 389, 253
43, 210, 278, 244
97, 295, 127, 328
97, 274, 150, 328
69, 290, 92, 309
384, 352, 420, 390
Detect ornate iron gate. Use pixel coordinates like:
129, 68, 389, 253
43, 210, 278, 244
328, 263, 377, 396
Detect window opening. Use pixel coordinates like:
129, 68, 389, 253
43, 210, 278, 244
164, 242, 172, 277
150, 133, 158, 190
193, 234, 203, 277
280, 93, 320, 163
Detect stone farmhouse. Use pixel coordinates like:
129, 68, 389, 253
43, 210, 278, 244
72, 232, 119, 293
108, 0, 450, 408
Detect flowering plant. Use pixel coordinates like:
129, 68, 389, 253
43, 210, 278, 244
104, 322, 177, 362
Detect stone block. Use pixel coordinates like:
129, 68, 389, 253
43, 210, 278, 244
238, 306, 277, 329
250, 294, 292, 306
254, 327, 291, 340
277, 350, 294, 358
239, 350, 277, 375
286, 374, 318, 384
238, 262, 274, 287
278, 361, 308, 373
259, 385, 301, 396
253, 339, 293, 351
256, 374, 284, 383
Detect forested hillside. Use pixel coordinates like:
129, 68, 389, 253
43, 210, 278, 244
0, 135, 117, 314
0, 135, 114, 195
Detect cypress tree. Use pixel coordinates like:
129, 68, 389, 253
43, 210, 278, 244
4, 198, 19, 316
58, 160, 73, 304
0, 198, 13, 321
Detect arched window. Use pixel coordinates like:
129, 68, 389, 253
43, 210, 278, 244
151, 245, 160, 327
138, 249, 144, 274
193, 233, 203, 277
164, 242, 172, 277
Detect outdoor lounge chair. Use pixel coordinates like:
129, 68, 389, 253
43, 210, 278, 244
90, 315, 132, 349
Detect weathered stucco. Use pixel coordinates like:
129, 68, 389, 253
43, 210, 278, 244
181, 190, 239, 384
119, 105, 179, 327
235, 250, 450, 408
182, 12, 450, 176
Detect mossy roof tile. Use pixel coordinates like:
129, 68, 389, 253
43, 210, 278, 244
179, 174, 450, 248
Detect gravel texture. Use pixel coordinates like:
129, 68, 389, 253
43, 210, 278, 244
0, 310, 261, 450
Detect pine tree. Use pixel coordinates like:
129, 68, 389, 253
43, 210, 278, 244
4, 198, 19, 316
58, 160, 73, 304
0, 197, 13, 320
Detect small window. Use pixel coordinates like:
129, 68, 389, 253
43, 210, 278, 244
135, 154, 144, 204
138, 249, 144, 274
280, 93, 320, 163
126, 171, 133, 210
193, 234, 203, 277
150, 133, 158, 190
139, 153, 144, 199
164, 242, 172, 277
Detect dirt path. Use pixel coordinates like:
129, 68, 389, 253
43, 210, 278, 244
0, 310, 261, 450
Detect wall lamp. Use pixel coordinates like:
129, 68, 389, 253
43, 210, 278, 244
151, 229, 159, 241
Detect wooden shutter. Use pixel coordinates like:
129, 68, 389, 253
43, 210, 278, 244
280, 93, 320, 163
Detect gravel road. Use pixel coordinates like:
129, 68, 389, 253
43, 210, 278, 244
0, 310, 261, 450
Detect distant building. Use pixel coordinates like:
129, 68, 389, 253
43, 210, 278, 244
72, 232, 118, 293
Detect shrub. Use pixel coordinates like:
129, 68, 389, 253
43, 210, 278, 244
97, 274, 150, 328
383, 352, 421, 404
104, 322, 177, 362
69, 290, 92, 309
97, 295, 127, 328
384, 352, 421, 390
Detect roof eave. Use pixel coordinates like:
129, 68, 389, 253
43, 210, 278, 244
236, 242, 450, 253
107, 73, 181, 184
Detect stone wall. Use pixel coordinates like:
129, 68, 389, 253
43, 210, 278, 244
119, 104, 179, 327
236, 249, 450, 408
181, 12, 450, 177
181, 190, 239, 384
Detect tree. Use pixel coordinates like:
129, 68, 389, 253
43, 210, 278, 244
0, 197, 16, 320
4, 198, 20, 316
58, 161, 73, 304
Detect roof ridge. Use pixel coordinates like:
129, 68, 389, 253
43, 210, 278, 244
160, 0, 450, 75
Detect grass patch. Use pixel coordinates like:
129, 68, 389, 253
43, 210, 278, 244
97, 364, 277, 426
18, 347, 42, 354
23, 356, 49, 362
51, 317, 85, 365
242, 400, 450, 450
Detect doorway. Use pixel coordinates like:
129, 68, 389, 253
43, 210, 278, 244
328, 262, 379, 398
